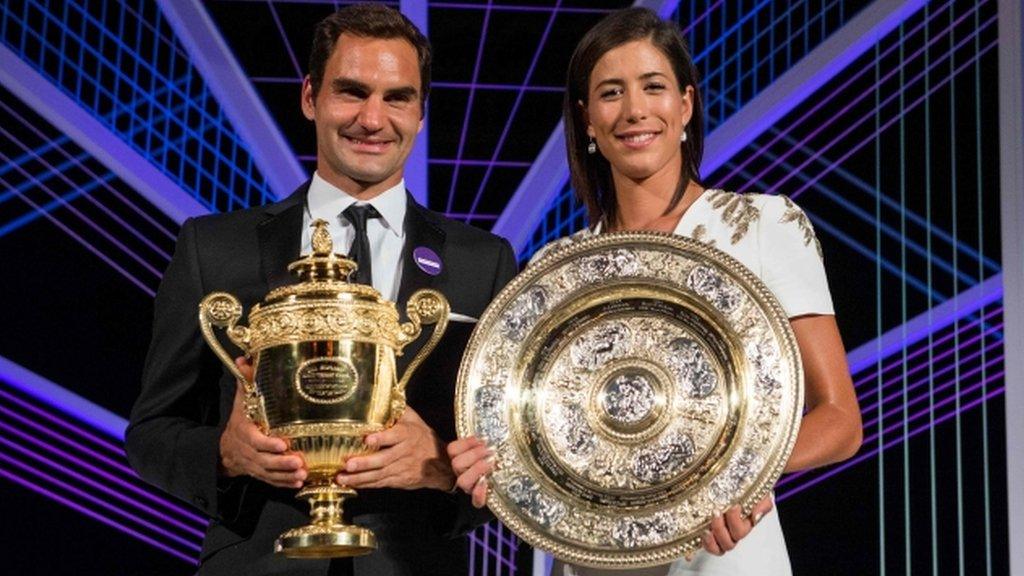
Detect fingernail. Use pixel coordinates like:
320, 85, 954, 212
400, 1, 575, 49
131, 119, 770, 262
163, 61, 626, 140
752, 512, 764, 526
364, 435, 378, 447
346, 460, 359, 472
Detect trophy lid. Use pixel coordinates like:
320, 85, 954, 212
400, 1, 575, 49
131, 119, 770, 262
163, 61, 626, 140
257, 219, 383, 305
288, 218, 359, 283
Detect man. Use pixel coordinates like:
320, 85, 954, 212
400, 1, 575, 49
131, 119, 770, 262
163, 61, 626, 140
125, 4, 517, 575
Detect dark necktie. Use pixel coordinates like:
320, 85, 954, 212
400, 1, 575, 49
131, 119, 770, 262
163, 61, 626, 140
341, 204, 380, 287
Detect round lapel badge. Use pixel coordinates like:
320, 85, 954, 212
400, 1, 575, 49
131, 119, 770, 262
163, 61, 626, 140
413, 246, 443, 276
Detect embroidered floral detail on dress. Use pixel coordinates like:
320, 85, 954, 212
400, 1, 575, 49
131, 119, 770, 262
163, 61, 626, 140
690, 224, 716, 247
706, 190, 760, 244
779, 196, 823, 259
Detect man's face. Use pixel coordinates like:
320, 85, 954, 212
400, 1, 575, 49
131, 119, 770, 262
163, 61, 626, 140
301, 34, 423, 197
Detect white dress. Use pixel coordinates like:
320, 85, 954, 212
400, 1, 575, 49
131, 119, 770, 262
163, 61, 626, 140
540, 191, 835, 576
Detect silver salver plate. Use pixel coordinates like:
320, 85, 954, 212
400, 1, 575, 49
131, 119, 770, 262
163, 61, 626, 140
455, 232, 804, 569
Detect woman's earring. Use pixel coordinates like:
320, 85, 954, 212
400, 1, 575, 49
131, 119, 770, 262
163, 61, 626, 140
681, 127, 688, 142
587, 137, 597, 154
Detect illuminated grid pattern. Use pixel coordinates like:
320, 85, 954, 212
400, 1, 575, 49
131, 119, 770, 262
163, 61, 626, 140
710, 0, 999, 309
0, 0, 276, 214
0, 83, 199, 563
777, 306, 1005, 501
469, 520, 521, 576
0, 362, 206, 565
711, 0, 1005, 571
0, 0, 1010, 573
521, 0, 872, 258
0, 84, 177, 296
680, 0, 872, 131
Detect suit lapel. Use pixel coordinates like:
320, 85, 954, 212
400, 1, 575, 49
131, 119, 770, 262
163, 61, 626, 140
258, 184, 307, 292
397, 194, 446, 306
396, 194, 446, 372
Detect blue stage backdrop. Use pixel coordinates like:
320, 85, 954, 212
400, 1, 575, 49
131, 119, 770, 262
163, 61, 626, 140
0, 1, 1014, 575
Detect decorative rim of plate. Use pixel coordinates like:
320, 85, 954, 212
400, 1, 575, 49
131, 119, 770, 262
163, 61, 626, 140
456, 231, 803, 568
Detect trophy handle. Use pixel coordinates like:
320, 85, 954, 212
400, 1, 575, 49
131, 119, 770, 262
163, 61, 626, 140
393, 289, 450, 420
198, 293, 265, 426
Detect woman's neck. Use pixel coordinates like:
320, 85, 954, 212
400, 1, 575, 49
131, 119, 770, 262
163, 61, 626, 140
609, 171, 704, 233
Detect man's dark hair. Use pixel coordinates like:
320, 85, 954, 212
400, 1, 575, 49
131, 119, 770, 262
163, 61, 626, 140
308, 3, 432, 112
563, 7, 705, 227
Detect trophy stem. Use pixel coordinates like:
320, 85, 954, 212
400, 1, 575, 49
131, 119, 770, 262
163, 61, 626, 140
274, 482, 377, 558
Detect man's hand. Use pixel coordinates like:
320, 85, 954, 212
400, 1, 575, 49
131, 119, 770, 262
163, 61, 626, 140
218, 357, 306, 488
335, 406, 454, 491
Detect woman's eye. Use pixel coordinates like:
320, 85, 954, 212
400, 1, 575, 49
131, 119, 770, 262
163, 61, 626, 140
600, 87, 623, 99
645, 83, 666, 92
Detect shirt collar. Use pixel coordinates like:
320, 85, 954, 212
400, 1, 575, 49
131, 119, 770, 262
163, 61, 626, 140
307, 172, 407, 237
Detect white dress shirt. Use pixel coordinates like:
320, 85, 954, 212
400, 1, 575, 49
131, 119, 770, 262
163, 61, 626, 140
301, 172, 407, 301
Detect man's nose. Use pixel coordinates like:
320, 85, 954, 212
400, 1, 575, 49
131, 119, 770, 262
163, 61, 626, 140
357, 96, 384, 131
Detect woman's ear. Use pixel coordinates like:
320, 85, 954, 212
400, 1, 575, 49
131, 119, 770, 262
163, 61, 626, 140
579, 100, 594, 138
680, 85, 695, 126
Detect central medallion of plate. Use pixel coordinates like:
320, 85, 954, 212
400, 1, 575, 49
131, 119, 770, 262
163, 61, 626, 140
600, 371, 655, 427
534, 311, 732, 500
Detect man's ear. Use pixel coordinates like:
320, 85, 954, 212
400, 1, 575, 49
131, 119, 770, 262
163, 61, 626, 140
301, 76, 316, 121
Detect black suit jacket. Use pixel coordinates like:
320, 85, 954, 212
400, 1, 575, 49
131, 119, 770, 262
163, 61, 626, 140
126, 184, 518, 575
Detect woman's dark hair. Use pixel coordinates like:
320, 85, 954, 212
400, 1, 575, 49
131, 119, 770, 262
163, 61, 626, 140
308, 3, 432, 112
564, 7, 704, 226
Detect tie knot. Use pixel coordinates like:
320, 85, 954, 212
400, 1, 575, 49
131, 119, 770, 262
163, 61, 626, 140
342, 204, 381, 230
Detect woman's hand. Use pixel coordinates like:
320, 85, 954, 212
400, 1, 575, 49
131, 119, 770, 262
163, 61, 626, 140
695, 495, 774, 558
447, 436, 493, 508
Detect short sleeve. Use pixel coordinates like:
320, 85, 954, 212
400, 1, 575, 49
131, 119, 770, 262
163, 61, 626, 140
756, 195, 834, 317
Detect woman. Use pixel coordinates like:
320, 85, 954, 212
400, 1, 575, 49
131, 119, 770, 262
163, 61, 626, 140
448, 8, 862, 575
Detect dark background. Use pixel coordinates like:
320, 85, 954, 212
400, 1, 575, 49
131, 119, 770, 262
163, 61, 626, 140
0, 0, 1008, 574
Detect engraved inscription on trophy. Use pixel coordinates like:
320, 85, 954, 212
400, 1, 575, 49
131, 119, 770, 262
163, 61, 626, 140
294, 358, 359, 404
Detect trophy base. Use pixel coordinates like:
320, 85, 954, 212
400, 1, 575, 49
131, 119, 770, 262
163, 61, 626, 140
274, 483, 377, 558
275, 524, 377, 558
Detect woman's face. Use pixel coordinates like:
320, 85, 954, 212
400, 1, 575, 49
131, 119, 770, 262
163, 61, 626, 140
583, 38, 693, 184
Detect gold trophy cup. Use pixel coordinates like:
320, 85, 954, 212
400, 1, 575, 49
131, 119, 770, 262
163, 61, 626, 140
198, 220, 449, 558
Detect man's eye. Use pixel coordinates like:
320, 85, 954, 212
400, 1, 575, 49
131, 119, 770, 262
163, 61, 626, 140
645, 83, 666, 92
338, 88, 367, 100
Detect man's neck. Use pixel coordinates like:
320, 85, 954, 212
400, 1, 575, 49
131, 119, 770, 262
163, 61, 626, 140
316, 168, 404, 201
